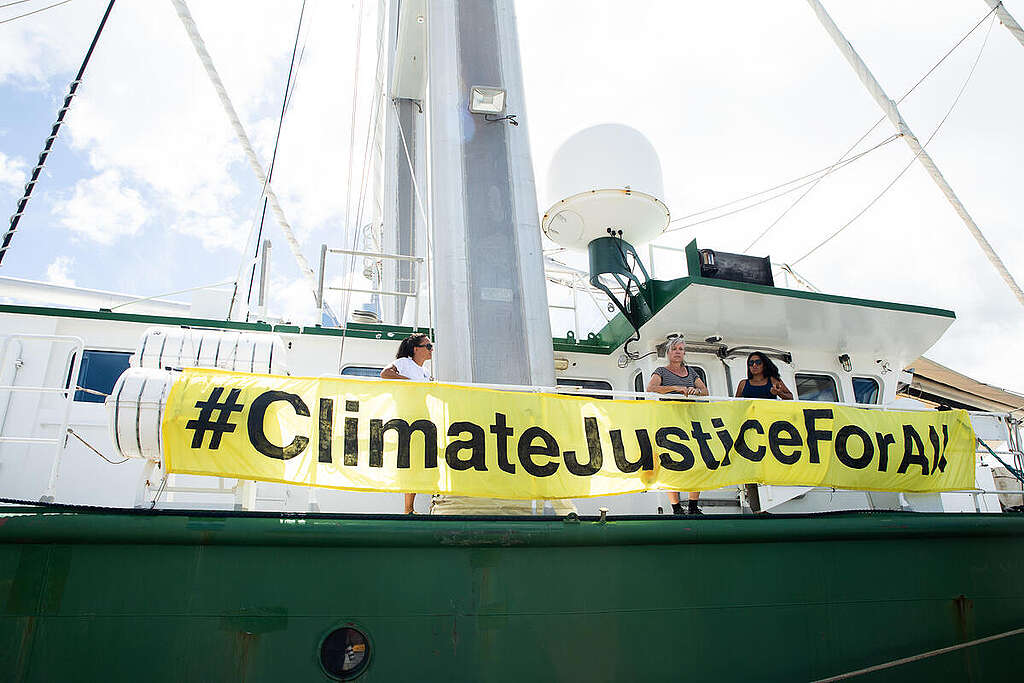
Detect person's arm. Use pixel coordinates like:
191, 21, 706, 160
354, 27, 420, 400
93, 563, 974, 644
381, 364, 409, 380
770, 377, 793, 400
646, 371, 680, 394
735, 379, 746, 398
693, 377, 708, 396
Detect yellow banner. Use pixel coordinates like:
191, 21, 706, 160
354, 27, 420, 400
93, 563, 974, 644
162, 368, 976, 498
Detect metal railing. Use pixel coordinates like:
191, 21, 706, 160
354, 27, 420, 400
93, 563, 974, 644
317, 244, 425, 324
0, 334, 84, 502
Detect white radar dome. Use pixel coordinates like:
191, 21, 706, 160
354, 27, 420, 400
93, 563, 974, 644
542, 124, 670, 250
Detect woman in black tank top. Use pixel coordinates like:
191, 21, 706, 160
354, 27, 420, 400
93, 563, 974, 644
735, 352, 793, 400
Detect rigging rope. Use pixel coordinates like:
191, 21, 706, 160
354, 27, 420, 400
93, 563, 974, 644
665, 134, 900, 234
394, 99, 435, 336
811, 626, 1024, 682
745, 1, 1003, 253
807, 0, 1024, 307
792, 9, 996, 267
983, 1, 1023, 48
170, 0, 319, 304
0, 0, 45, 9
338, 0, 369, 328
0, 0, 116, 265
234, 0, 309, 320
0, 0, 73, 25
336, 0, 389, 370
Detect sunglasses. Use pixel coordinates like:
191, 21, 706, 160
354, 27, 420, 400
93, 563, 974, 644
418, 343, 433, 350
748, 359, 763, 366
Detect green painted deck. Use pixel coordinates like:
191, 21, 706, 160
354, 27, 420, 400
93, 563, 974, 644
1, 508, 1022, 681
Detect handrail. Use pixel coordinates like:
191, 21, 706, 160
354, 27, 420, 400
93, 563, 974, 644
0, 334, 84, 502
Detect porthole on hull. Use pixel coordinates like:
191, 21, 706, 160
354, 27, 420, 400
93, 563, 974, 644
319, 625, 371, 680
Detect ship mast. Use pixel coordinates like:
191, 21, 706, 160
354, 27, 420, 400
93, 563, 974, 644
420, 0, 555, 386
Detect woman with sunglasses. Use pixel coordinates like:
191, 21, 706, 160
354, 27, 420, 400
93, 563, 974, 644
381, 333, 434, 513
735, 352, 792, 400
381, 333, 433, 381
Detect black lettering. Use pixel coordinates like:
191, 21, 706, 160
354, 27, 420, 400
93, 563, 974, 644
318, 398, 333, 463
247, 390, 310, 460
835, 425, 873, 469
656, 427, 694, 471
369, 419, 438, 469
897, 425, 929, 475
490, 412, 515, 474
875, 432, 895, 472
938, 424, 949, 472
690, 421, 719, 470
734, 419, 766, 462
564, 417, 603, 476
518, 427, 560, 477
445, 421, 486, 471
344, 399, 359, 466
928, 425, 948, 474
804, 409, 833, 464
768, 420, 802, 465
711, 418, 735, 466
610, 428, 654, 473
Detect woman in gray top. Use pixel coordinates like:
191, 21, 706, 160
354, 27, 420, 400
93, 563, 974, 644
646, 338, 708, 515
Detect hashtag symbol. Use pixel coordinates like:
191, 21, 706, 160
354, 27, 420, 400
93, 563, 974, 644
185, 387, 244, 449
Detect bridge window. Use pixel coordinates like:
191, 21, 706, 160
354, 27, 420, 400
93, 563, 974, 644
341, 366, 384, 378
852, 377, 880, 405
795, 373, 839, 402
71, 350, 132, 403
557, 378, 613, 400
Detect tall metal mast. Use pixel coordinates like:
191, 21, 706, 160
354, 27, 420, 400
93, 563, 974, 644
806, 0, 1024, 307
425, 0, 554, 385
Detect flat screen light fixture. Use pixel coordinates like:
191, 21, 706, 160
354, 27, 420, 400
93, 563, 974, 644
469, 86, 506, 115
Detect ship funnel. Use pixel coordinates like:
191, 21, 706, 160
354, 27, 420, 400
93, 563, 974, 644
541, 124, 669, 250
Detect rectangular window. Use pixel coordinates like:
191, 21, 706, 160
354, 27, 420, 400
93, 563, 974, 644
557, 378, 613, 400
634, 371, 644, 399
341, 366, 385, 378
795, 373, 840, 402
852, 377, 880, 405
73, 350, 133, 403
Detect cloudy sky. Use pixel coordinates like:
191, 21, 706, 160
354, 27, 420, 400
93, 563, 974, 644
2, 0, 1024, 392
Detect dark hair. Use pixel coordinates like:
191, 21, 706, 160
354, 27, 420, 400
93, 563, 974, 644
746, 352, 780, 381
396, 333, 430, 359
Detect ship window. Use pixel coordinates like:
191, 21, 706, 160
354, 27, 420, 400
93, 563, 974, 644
341, 366, 384, 378
634, 371, 644, 399
852, 377, 880, 404
795, 373, 839, 402
72, 350, 132, 403
319, 626, 371, 680
557, 378, 613, 400
687, 365, 708, 388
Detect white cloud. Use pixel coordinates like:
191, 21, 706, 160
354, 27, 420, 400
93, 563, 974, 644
45, 256, 75, 286
170, 213, 249, 251
0, 152, 27, 192
52, 170, 148, 243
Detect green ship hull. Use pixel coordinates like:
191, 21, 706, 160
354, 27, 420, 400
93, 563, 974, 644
2, 508, 1022, 681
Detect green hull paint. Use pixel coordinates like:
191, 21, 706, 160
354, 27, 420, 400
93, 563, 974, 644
1, 509, 1022, 681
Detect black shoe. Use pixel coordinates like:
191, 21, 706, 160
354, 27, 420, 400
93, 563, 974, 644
671, 502, 685, 515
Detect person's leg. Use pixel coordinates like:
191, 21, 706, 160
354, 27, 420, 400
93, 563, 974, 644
404, 493, 416, 514
687, 491, 701, 514
669, 491, 683, 515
